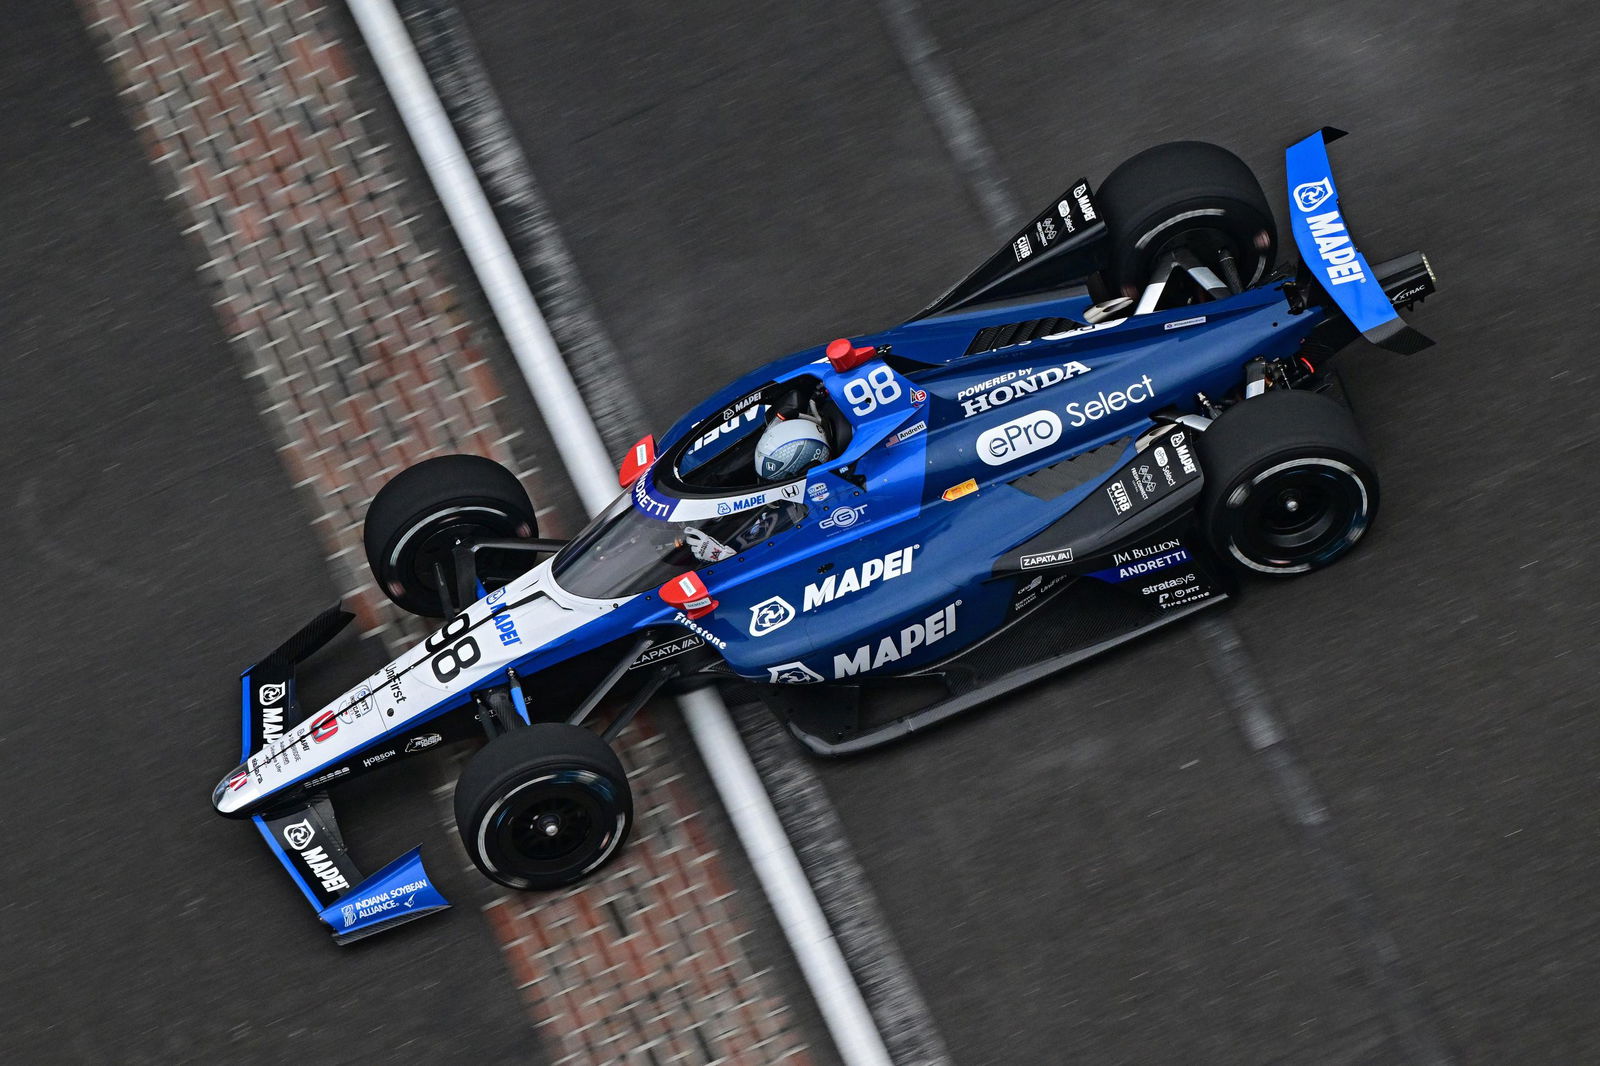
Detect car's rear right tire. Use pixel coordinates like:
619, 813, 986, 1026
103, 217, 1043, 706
1198, 390, 1379, 576
454, 724, 634, 892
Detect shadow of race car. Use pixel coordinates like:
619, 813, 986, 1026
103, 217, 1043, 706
213, 129, 1437, 940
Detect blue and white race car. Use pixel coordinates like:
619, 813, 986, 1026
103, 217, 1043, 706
213, 130, 1437, 940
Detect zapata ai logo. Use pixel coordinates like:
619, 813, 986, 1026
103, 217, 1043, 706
748, 596, 796, 637
1293, 178, 1334, 213
282, 818, 315, 851
258, 682, 287, 705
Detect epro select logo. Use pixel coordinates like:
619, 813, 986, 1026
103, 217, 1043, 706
978, 409, 1061, 466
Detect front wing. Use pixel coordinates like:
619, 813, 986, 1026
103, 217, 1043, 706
235, 607, 450, 943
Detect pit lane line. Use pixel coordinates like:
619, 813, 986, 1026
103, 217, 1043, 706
345, 0, 916, 1062
869, 0, 1455, 1061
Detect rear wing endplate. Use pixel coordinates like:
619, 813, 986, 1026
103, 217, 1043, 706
1285, 128, 1434, 354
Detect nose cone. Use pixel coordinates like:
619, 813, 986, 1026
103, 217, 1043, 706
212, 765, 252, 816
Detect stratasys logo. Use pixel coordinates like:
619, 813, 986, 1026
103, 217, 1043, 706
1293, 177, 1334, 212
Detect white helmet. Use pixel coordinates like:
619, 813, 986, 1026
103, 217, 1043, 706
754, 418, 830, 481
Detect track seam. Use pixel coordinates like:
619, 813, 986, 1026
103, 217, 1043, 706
872, 1, 1457, 1061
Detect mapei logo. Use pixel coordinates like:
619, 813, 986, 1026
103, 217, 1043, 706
768, 661, 823, 684
748, 596, 797, 636
1293, 177, 1334, 213
804, 546, 917, 611
257, 681, 287, 742
282, 818, 316, 851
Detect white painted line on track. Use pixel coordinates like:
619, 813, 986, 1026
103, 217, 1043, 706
345, 0, 616, 514
345, 1, 896, 1063
872, 0, 1018, 240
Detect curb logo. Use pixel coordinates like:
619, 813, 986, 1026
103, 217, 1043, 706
748, 596, 797, 637
1293, 178, 1334, 213
282, 818, 315, 851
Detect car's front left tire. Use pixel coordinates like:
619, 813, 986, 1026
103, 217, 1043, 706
454, 724, 634, 892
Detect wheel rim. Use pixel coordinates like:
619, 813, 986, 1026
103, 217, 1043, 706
1133, 219, 1270, 297
1226, 458, 1370, 573
385, 504, 527, 604
479, 770, 627, 886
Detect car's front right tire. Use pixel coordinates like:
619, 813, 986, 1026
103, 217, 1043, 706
454, 724, 634, 892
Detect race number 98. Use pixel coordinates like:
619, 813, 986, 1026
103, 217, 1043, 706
426, 613, 481, 683
842, 366, 901, 415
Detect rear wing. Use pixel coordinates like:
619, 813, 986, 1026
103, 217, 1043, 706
1285, 128, 1436, 353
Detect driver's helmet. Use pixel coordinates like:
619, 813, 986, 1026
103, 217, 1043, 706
754, 417, 830, 481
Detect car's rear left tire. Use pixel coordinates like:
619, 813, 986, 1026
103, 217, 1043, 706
455, 724, 634, 892
364, 454, 537, 617
1097, 140, 1277, 297
1198, 390, 1379, 576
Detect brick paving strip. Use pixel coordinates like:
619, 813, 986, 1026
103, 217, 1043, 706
79, 1, 814, 1061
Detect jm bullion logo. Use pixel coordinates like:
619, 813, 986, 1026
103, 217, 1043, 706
749, 596, 797, 637
1293, 177, 1334, 213
282, 819, 316, 851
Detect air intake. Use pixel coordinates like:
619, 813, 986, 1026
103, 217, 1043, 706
965, 316, 1082, 356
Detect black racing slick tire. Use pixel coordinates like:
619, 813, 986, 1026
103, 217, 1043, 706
1097, 140, 1277, 297
455, 724, 634, 892
1198, 390, 1379, 576
364, 454, 537, 617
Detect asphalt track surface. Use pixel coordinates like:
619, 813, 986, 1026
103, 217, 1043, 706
3, 2, 1599, 1066
0, 4, 542, 1063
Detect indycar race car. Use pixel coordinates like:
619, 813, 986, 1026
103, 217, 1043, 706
213, 129, 1437, 940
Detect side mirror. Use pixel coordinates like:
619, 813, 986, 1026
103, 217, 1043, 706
659, 571, 717, 619
619, 435, 657, 487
